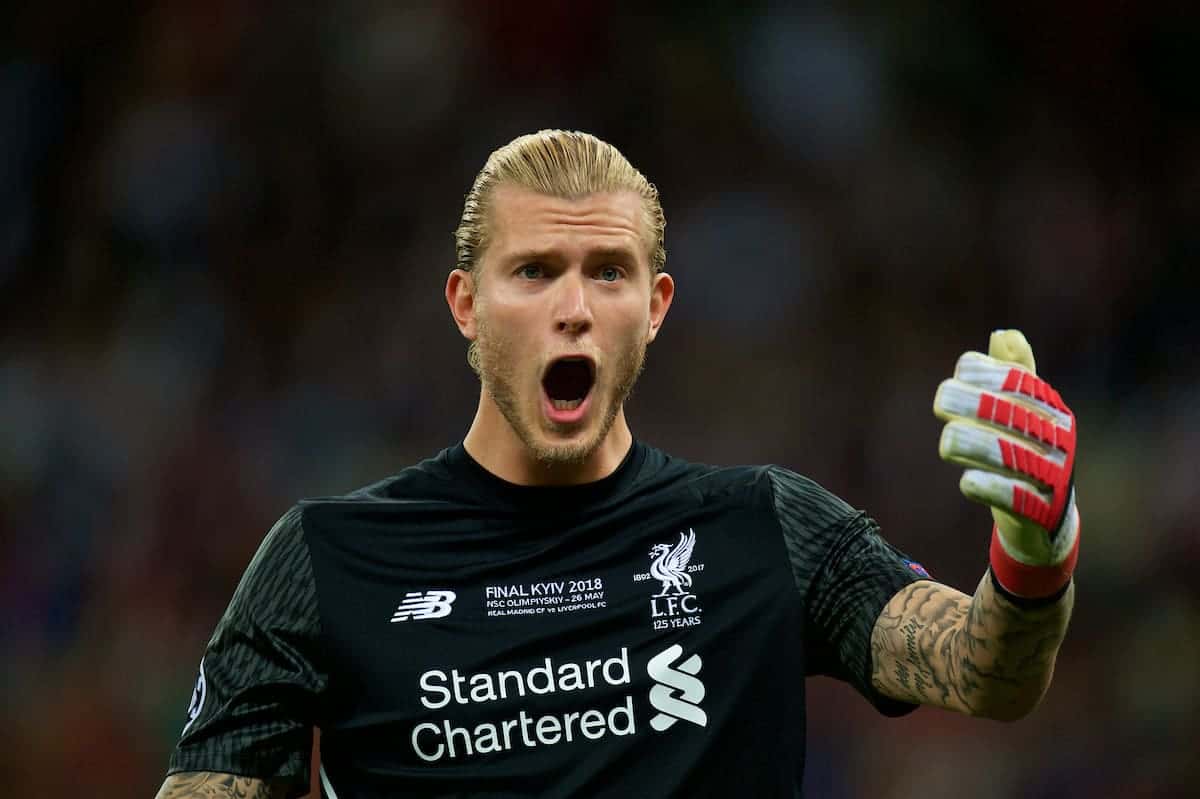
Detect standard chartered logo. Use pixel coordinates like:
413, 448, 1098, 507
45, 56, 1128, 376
647, 644, 707, 731
409, 644, 709, 763
411, 649, 635, 762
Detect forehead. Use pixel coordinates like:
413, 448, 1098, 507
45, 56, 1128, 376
486, 185, 648, 263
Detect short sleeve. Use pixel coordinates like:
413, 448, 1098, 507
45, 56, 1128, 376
766, 467, 931, 717
167, 506, 327, 792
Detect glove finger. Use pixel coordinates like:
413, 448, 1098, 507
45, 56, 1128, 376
951, 352, 1072, 427
988, 329, 1036, 373
934, 378, 1073, 455
959, 469, 1059, 531
940, 420, 1064, 489
936, 375, 1055, 424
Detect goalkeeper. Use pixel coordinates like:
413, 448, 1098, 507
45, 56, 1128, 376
156, 131, 1079, 798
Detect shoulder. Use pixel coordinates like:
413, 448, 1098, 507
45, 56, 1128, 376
654, 457, 861, 544
638, 444, 772, 502
241, 504, 310, 577
760, 465, 857, 529
641, 445, 843, 517
289, 448, 461, 523
324, 448, 459, 504
279, 448, 482, 553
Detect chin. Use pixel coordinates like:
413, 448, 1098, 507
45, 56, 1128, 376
534, 408, 620, 466
531, 442, 594, 467
528, 427, 602, 466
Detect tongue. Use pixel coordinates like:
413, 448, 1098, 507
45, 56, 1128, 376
544, 360, 592, 401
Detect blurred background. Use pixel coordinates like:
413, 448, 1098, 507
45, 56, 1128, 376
2, 1, 1198, 797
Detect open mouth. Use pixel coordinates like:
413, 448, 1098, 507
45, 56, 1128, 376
541, 357, 596, 420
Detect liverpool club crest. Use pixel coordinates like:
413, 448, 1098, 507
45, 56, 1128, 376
637, 528, 704, 630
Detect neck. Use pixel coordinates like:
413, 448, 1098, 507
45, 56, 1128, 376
462, 388, 633, 486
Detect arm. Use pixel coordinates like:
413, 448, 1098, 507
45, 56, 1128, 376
155, 772, 290, 799
872, 330, 1081, 720
869, 573, 1073, 720
164, 508, 325, 797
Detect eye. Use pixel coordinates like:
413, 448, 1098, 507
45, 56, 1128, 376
598, 265, 623, 282
517, 263, 544, 280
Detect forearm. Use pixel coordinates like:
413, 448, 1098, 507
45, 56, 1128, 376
958, 569, 1074, 719
871, 573, 1074, 720
155, 772, 289, 799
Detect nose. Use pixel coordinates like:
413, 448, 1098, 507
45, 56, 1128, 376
553, 271, 592, 336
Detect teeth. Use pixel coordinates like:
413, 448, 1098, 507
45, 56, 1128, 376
551, 399, 583, 411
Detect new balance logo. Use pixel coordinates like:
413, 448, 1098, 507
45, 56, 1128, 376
390, 590, 457, 622
647, 643, 707, 731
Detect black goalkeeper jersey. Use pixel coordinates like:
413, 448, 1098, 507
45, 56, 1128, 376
169, 440, 930, 798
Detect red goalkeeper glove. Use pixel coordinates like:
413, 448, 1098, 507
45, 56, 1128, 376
934, 330, 1080, 601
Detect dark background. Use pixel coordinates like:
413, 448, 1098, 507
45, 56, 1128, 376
2, 2, 1198, 797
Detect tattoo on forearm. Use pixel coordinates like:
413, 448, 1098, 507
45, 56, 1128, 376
870, 574, 1073, 719
155, 772, 285, 799
900, 617, 929, 696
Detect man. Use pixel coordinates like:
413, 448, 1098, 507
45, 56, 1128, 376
156, 130, 1079, 798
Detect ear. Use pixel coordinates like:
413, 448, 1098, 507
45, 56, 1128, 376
445, 269, 478, 340
646, 271, 674, 344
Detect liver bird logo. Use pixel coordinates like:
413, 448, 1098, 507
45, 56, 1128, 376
650, 529, 697, 597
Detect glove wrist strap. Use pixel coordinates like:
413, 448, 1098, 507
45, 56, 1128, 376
989, 522, 1079, 599
988, 566, 1071, 609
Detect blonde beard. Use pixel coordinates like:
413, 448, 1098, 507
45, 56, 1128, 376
471, 314, 646, 467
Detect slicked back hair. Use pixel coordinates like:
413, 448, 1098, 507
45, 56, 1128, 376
454, 130, 666, 281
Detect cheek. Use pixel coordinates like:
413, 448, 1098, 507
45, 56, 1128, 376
611, 303, 651, 345
479, 308, 537, 376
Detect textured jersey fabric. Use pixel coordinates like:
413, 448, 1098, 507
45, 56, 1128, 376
169, 441, 930, 797
769, 470, 925, 717
168, 506, 327, 788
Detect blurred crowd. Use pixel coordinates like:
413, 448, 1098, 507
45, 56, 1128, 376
2, 2, 1198, 797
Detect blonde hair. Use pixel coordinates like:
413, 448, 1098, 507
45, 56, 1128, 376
454, 130, 666, 278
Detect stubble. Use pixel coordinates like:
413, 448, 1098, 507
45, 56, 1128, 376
473, 311, 646, 466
